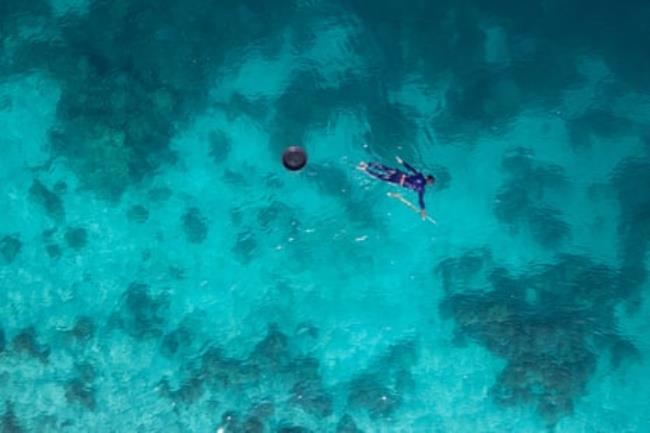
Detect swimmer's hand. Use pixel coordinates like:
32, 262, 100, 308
420, 209, 427, 220
395, 156, 404, 164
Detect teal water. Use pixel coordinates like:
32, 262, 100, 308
1, 1, 650, 432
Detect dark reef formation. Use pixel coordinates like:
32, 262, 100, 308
113, 282, 170, 340
212, 408, 270, 433
160, 324, 193, 359
64, 227, 88, 250
612, 157, 650, 310
268, 67, 419, 162
182, 207, 209, 244
0, 235, 22, 264
146, 321, 411, 429
439, 252, 641, 427
209, 130, 232, 164
494, 148, 570, 248
336, 414, 364, 433
348, 1, 650, 140
436, 248, 492, 295
232, 230, 257, 264
29, 180, 65, 222
1, 0, 647, 202
70, 316, 96, 342
1, 0, 648, 431
65, 362, 97, 410
277, 427, 312, 433
1, 401, 23, 433
11, 327, 50, 364
4, 0, 297, 200
346, 340, 418, 419
127, 205, 150, 224
566, 108, 640, 149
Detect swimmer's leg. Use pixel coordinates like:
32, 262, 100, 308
365, 163, 404, 184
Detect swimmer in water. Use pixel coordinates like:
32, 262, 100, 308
357, 157, 435, 220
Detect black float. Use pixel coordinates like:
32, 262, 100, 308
282, 146, 307, 171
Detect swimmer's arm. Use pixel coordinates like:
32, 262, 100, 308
418, 191, 427, 220
395, 156, 418, 174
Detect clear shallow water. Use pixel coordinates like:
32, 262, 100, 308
1, 1, 650, 432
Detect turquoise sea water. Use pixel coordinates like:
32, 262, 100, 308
1, 1, 650, 432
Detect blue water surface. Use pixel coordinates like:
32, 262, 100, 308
1, 1, 649, 432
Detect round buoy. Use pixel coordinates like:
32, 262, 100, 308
282, 146, 307, 171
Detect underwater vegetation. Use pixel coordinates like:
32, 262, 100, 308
439, 252, 641, 427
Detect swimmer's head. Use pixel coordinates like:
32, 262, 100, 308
426, 175, 435, 185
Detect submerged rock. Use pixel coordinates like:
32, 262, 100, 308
439, 252, 627, 426
209, 130, 231, 163
29, 179, 65, 221
347, 375, 400, 418
65, 378, 96, 410
64, 227, 88, 250
218, 410, 240, 431
12, 327, 50, 364
45, 244, 62, 260
160, 326, 193, 358
336, 415, 363, 433
0, 235, 22, 264
527, 206, 569, 248
291, 381, 333, 418
157, 377, 205, 404
242, 416, 264, 433
127, 205, 149, 223
71, 316, 96, 342
119, 283, 169, 339
277, 427, 312, 433
251, 325, 289, 367
147, 187, 172, 202
182, 207, 209, 243
232, 231, 257, 263
493, 149, 571, 248
1, 401, 23, 433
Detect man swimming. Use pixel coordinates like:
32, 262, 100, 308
357, 156, 435, 220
